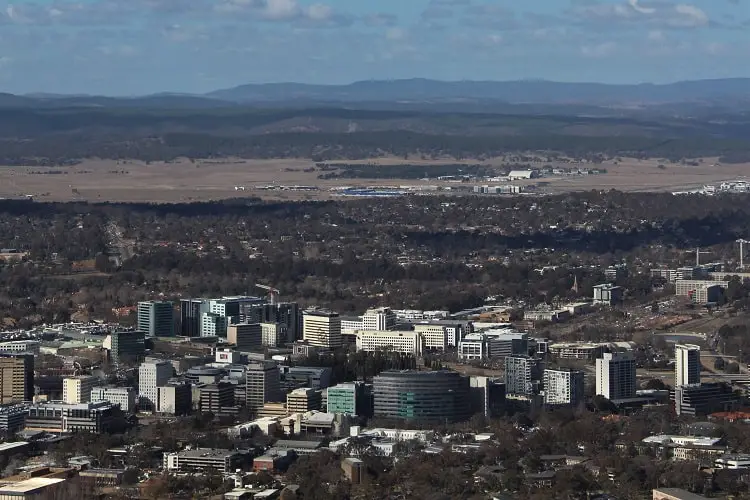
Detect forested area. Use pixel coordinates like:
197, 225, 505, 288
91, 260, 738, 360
3, 192, 750, 326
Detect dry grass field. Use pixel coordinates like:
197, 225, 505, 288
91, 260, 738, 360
0, 156, 747, 203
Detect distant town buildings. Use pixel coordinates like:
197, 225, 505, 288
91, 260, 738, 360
355, 330, 423, 356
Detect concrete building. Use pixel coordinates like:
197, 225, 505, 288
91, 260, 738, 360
549, 342, 605, 361
373, 370, 471, 423
0, 404, 28, 433
469, 376, 505, 418
0, 341, 40, 355
504, 355, 539, 397
137, 300, 174, 337
0, 354, 34, 404
157, 383, 191, 415
90, 387, 136, 413
201, 312, 228, 338
109, 330, 145, 365
138, 360, 173, 411
411, 324, 447, 351
282, 367, 332, 392
261, 322, 288, 347
341, 457, 364, 484
675, 279, 729, 298
355, 330, 424, 355
246, 362, 281, 410
593, 284, 623, 305
414, 321, 469, 347
326, 382, 372, 417
675, 344, 701, 387
199, 382, 236, 416
596, 352, 636, 401
62, 376, 97, 404
303, 309, 342, 349
163, 448, 242, 474
0, 478, 67, 499
227, 323, 262, 352
287, 388, 322, 414
24, 400, 120, 433
180, 298, 208, 337
672, 383, 739, 416
543, 368, 584, 407
361, 308, 396, 331
459, 332, 528, 361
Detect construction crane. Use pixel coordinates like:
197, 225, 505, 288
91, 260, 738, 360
255, 284, 280, 305
688, 247, 710, 267
738, 239, 750, 269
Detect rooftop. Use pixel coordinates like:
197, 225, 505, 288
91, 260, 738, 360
169, 448, 238, 459
0, 442, 29, 452
0, 477, 66, 493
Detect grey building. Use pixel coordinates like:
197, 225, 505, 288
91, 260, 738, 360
138, 301, 174, 337
504, 355, 540, 397
110, 331, 146, 365
281, 366, 333, 392
227, 323, 262, 352
672, 383, 739, 416
240, 302, 300, 343
373, 370, 471, 423
246, 361, 282, 410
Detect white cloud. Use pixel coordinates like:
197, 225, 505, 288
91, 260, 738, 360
307, 3, 332, 21
573, 1, 709, 29
386, 27, 406, 41
581, 41, 617, 57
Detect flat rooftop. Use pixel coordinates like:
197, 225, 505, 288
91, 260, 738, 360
171, 448, 238, 459
0, 477, 66, 493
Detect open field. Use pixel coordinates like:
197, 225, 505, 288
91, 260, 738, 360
0, 157, 748, 203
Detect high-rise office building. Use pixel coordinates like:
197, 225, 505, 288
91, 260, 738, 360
227, 323, 262, 352
199, 382, 236, 416
361, 308, 396, 331
91, 386, 137, 413
137, 301, 174, 337
543, 368, 585, 407
595, 352, 636, 401
246, 361, 282, 410
373, 370, 471, 423
138, 360, 173, 411
180, 299, 208, 337
286, 387, 322, 413
504, 355, 539, 396
303, 309, 342, 349
157, 383, 192, 415
109, 331, 145, 365
0, 354, 33, 403
62, 375, 97, 404
240, 302, 300, 343
675, 344, 701, 387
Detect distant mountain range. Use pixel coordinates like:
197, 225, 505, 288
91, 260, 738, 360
0, 78, 748, 112
206, 78, 750, 106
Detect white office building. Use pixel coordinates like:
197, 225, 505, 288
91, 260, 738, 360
595, 352, 636, 401
361, 308, 396, 331
90, 386, 137, 413
543, 369, 585, 407
355, 330, 424, 356
412, 324, 448, 350
0, 341, 40, 355
303, 309, 342, 349
62, 376, 97, 404
138, 360, 173, 411
675, 344, 701, 387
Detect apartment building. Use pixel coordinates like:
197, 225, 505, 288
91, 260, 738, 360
62, 376, 97, 404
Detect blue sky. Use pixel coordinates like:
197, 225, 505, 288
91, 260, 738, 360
0, 0, 747, 95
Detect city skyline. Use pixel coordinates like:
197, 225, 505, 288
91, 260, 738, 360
0, 0, 745, 95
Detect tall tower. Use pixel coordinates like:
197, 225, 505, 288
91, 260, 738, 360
595, 352, 636, 401
675, 344, 701, 387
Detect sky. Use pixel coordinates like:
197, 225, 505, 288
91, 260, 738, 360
0, 0, 747, 95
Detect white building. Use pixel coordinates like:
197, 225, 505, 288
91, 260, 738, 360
675, 279, 729, 297
508, 170, 536, 180
675, 344, 701, 387
90, 386, 136, 413
201, 312, 228, 337
362, 308, 396, 331
0, 340, 40, 355
303, 309, 342, 349
62, 376, 97, 404
138, 360, 173, 411
261, 322, 287, 347
392, 310, 449, 322
543, 369, 584, 407
595, 352, 636, 401
412, 324, 447, 351
715, 454, 750, 469
593, 284, 623, 305
355, 330, 424, 356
